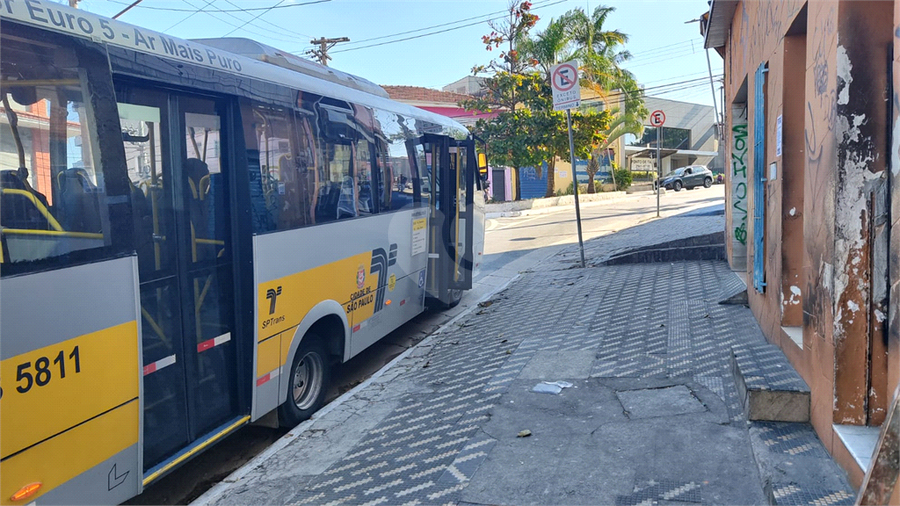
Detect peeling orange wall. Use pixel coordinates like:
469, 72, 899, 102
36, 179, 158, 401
724, 0, 836, 443
722, 0, 897, 487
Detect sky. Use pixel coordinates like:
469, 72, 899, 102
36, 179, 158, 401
76, 0, 724, 108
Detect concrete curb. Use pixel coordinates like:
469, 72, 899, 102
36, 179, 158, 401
485, 190, 657, 219
189, 274, 522, 506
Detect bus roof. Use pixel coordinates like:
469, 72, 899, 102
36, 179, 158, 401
1, 0, 468, 136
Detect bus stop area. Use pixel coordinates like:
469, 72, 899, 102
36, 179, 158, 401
194, 211, 856, 506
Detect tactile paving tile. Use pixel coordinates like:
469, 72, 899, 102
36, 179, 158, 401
733, 343, 809, 393
750, 422, 832, 459
772, 484, 855, 506
615, 478, 703, 505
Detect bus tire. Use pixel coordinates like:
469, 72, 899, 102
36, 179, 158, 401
445, 289, 463, 309
279, 335, 330, 428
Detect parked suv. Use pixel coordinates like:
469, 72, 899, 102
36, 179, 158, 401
655, 165, 713, 191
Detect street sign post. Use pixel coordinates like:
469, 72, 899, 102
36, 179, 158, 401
551, 60, 585, 268
650, 109, 666, 218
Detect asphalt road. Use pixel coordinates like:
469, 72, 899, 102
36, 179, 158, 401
478, 185, 725, 278
128, 185, 724, 505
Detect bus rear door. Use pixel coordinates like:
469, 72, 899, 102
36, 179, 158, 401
419, 135, 475, 306
116, 87, 246, 482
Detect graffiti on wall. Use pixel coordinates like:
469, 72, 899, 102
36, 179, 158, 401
731, 106, 749, 269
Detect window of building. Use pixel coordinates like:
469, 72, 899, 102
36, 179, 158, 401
628, 127, 692, 150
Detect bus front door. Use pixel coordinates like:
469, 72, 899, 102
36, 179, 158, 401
420, 135, 475, 306
117, 88, 243, 476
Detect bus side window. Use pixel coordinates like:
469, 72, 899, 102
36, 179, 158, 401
241, 101, 314, 233
1, 35, 110, 266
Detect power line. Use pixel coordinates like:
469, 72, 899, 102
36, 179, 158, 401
219, 0, 312, 41
329, 0, 569, 54
167, 0, 307, 45
626, 45, 700, 64
340, 0, 559, 47
625, 39, 697, 59
625, 48, 707, 69
164, 0, 211, 31
222, 0, 288, 37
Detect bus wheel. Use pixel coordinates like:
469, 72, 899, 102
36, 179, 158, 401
445, 289, 463, 309
279, 335, 330, 427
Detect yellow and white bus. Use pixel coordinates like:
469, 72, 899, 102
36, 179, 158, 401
0, 2, 485, 504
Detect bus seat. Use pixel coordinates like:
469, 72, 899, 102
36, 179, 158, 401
57, 168, 102, 233
1, 169, 52, 230
315, 181, 341, 223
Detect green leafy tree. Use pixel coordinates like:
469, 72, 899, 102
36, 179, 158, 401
461, 72, 549, 199
519, 17, 572, 197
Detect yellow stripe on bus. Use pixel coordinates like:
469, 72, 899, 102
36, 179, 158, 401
0, 321, 140, 459
257, 252, 378, 340
0, 400, 139, 505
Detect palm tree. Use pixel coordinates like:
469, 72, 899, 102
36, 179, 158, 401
566, 5, 646, 193
520, 18, 572, 197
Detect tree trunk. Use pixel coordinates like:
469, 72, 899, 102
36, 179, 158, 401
608, 149, 617, 191
545, 158, 556, 198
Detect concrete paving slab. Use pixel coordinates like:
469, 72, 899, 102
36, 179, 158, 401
616, 385, 707, 419
518, 350, 596, 379
481, 379, 626, 440
591, 418, 768, 505
461, 436, 635, 505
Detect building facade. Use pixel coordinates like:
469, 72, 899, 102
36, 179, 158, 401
614, 96, 722, 177
705, 0, 899, 497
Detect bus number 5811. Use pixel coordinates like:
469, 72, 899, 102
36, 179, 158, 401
15, 346, 81, 394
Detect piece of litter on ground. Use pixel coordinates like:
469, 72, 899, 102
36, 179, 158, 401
531, 381, 574, 395
517, 430, 532, 438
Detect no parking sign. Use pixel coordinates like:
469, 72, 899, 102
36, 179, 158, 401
551, 61, 580, 111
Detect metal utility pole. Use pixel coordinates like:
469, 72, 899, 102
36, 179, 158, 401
307, 37, 349, 66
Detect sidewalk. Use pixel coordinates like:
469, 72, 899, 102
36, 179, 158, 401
485, 190, 644, 218
196, 213, 854, 506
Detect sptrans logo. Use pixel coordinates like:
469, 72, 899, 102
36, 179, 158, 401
266, 286, 282, 315
262, 286, 285, 329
